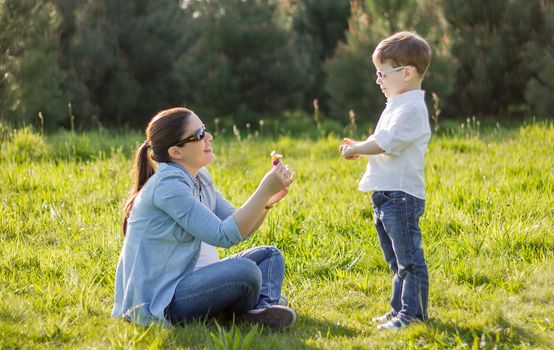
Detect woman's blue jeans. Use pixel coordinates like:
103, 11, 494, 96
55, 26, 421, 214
164, 245, 285, 324
372, 191, 429, 323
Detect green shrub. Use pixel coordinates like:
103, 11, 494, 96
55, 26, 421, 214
291, 0, 351, 113
47, 130, 141, 162
0, 121, 11, 142
443, 0, 551, 118
523, 4, 554, 118
1, 127, 52, 162
324, 1, 454, 124
0, 1, 70, 127
179, 0, 312, 126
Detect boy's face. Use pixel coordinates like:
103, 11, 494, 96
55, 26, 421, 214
373, 60, 419, 99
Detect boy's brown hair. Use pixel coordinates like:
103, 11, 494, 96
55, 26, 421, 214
373, 31, 432, 77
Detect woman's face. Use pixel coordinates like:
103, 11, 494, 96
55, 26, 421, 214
174, 113, 215, 172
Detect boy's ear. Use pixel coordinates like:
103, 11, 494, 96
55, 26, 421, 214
404, 66, 419, 81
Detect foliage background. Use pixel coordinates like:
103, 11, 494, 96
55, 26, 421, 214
1, 0, 552, 131
2, 1, 553, 348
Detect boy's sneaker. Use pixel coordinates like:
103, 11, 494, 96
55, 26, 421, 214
278, 295, 288, 306
376, 317, 406, 331
240, 305, 296, 329
371, 310, 396, 323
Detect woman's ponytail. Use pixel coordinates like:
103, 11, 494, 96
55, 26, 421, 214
123, 140, 155, 235
121, 107, 192, 236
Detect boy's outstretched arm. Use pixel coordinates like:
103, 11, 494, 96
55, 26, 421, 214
341, 136, 384, 158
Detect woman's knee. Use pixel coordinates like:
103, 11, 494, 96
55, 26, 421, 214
266, 246, 285, 268
228, 258, 262, 290
256, 245, 283, 259
267, 245, 283, 256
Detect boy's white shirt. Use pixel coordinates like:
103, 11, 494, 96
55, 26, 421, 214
359, 89, 430, 199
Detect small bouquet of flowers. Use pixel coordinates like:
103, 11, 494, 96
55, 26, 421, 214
270, 151, 283, 166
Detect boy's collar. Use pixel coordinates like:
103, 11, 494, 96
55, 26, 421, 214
387, 89, 425, 105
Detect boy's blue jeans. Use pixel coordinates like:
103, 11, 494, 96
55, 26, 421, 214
164, 246, 284, 324
372, 191, 429, 323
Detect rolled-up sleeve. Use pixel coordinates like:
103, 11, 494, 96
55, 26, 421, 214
153, 174, 242, 248
214, 191, 236, 220
373, 106, 427, 155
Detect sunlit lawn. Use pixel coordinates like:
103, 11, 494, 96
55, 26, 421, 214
0, 120, 553, 349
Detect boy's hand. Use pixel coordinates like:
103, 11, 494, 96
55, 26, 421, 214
342, 146, 358, 159
339, 138, 360, 160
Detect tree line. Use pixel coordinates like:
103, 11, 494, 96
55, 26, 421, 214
0, 0, 552, 130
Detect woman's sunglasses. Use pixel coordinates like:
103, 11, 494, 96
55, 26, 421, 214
173, 126, 207, 147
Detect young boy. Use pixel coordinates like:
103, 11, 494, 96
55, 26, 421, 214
339, 31, 432, 330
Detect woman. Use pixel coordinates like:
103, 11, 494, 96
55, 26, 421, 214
112, 107, 297, 328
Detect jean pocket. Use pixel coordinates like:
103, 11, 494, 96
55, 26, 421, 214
415, 200, 425, 218
382, 191, 407, 202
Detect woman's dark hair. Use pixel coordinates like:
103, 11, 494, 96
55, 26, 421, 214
123, 107, 193, 235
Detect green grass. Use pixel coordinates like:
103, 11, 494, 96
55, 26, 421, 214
1, 121, 553, 349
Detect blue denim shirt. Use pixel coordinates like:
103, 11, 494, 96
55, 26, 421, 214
111, 162, 243, 326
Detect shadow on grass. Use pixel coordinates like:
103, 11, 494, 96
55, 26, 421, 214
293, 313, 359, 337
422, 316, 543, 348
171, 312, 359, 349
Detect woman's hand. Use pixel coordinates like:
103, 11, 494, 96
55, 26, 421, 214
266, 188, 289, 207
232, 161, 296, 237
258, 161, 296, 197
264, 162, 295, 207
339, 138, 360, 160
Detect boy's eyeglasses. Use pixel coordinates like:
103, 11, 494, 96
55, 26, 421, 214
375, 66, 406, 79
173, 126, 207, 147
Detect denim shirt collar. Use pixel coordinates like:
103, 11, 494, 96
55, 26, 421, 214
161, 162, 204, 204
162, 162, 195, 181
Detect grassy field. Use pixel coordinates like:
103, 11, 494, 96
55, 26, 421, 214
0, 120, 553, 349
